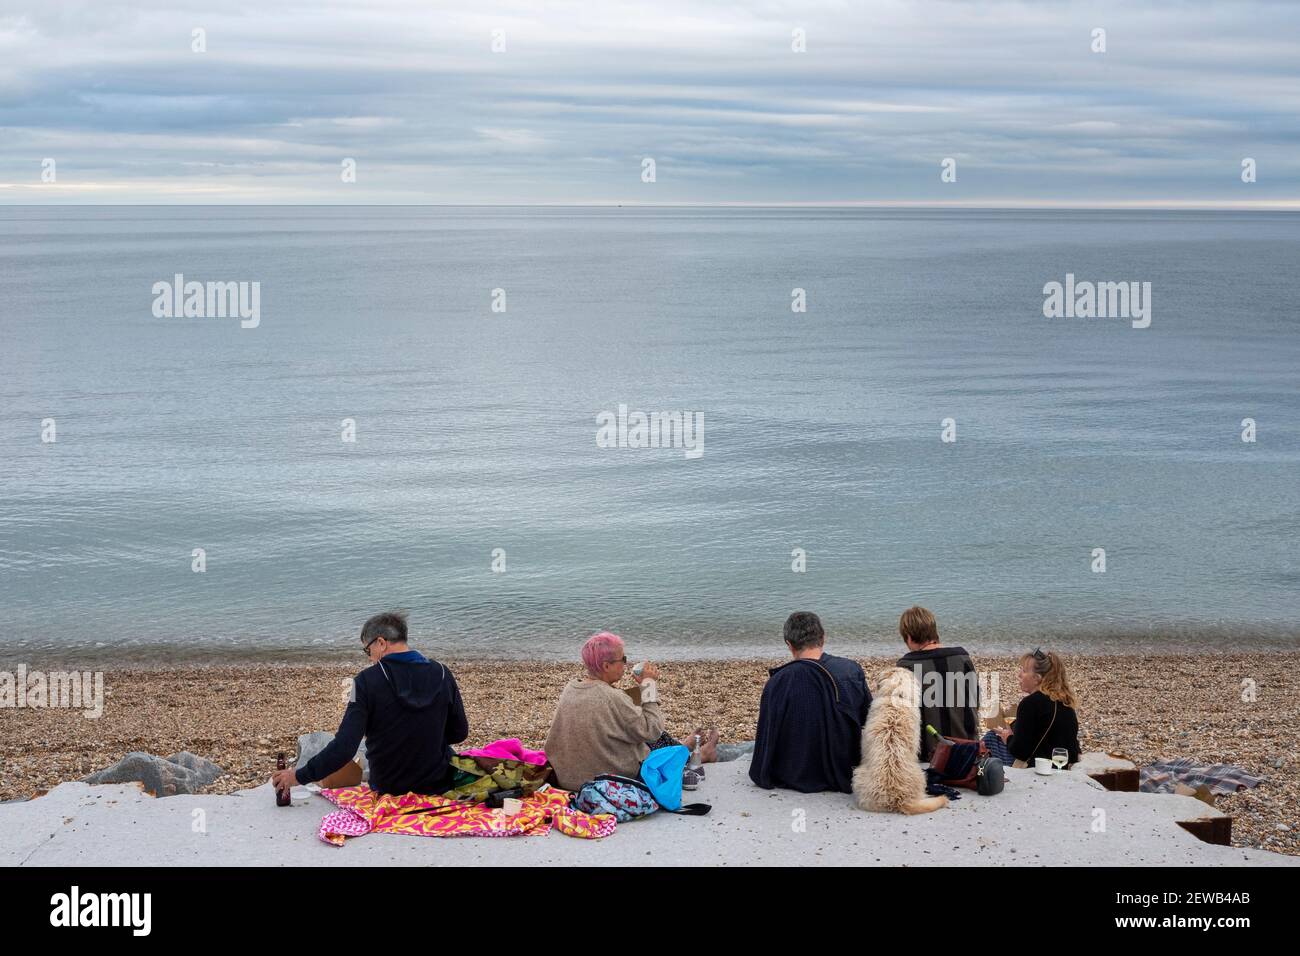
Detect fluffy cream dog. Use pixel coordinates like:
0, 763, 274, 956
852, 667, 948, 815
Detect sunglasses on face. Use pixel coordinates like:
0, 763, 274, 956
362, 636, 383, 657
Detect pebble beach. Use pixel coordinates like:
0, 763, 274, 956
2, 653, 1295, 856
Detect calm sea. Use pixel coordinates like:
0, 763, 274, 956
1, 206, 1297, 663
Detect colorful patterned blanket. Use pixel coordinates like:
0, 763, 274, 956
316, 784, 616, 846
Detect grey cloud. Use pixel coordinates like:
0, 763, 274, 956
1, 0, 1298, 203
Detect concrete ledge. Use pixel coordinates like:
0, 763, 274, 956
1073, 752, 1141, 794
0, 760, 1293, 867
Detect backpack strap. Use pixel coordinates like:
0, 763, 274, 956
797, 659, 864, 724
594, 773, 650, 789
790, 658, 840, 703
591, 774, 711, 815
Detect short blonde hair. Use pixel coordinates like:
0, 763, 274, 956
899, 606, 938, 646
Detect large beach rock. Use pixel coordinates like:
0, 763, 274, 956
294, 732, 333, 770
165, 751, 224, 787
296, 732, 368, 781
84, 751, 224, 797
715, 741, 756, 763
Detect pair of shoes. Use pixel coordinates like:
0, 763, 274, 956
682, 766, 705, 790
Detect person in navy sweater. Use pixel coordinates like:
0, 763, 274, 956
749, 612, 872, 794
271, 611, 469, 796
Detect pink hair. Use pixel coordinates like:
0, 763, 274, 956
581, 631, 625, 677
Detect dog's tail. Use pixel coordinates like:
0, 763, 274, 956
900, 795, 948, 815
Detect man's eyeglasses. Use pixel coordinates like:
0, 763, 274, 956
362, 636, 383, 657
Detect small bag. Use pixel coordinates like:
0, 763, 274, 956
976, 756, 1005, 795
930, 734, 1003, 795
929, 734, 984, 788
484, 787, 524, 809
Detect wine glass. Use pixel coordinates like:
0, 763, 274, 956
1052, 747, 1068, 772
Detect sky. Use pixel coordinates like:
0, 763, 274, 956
1, 0, 1298, 205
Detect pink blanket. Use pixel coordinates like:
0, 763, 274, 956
459, 737, 548, 766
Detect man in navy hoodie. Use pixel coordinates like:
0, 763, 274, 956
271, 611, 469, 796
749, 612, 871, 794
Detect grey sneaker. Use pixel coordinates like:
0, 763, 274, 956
682, 766, 704, 790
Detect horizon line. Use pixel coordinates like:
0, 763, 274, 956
0, 199, 1298, 211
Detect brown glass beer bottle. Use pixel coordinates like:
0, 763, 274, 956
276, 752, 291, 806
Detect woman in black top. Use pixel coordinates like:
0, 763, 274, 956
984, 649, 1080, 767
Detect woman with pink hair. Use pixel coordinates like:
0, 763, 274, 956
544, 631, 718, 791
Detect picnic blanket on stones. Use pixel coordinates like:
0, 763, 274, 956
317, 784, 615, 846
1139, 758, 1263, 796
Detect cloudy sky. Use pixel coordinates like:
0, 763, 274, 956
2, 0, 1298, 204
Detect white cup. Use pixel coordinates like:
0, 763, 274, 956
1034, 757, 1054, 775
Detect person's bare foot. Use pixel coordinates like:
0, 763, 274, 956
698, 727, 720, 764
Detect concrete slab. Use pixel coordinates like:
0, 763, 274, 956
1, 760, 1293, 866
1074, 752, 1139, 774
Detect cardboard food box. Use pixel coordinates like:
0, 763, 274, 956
982, 705, 1017, 731
623, 684, 642, 706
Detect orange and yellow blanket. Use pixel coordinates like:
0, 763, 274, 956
317, 785, 616, 846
